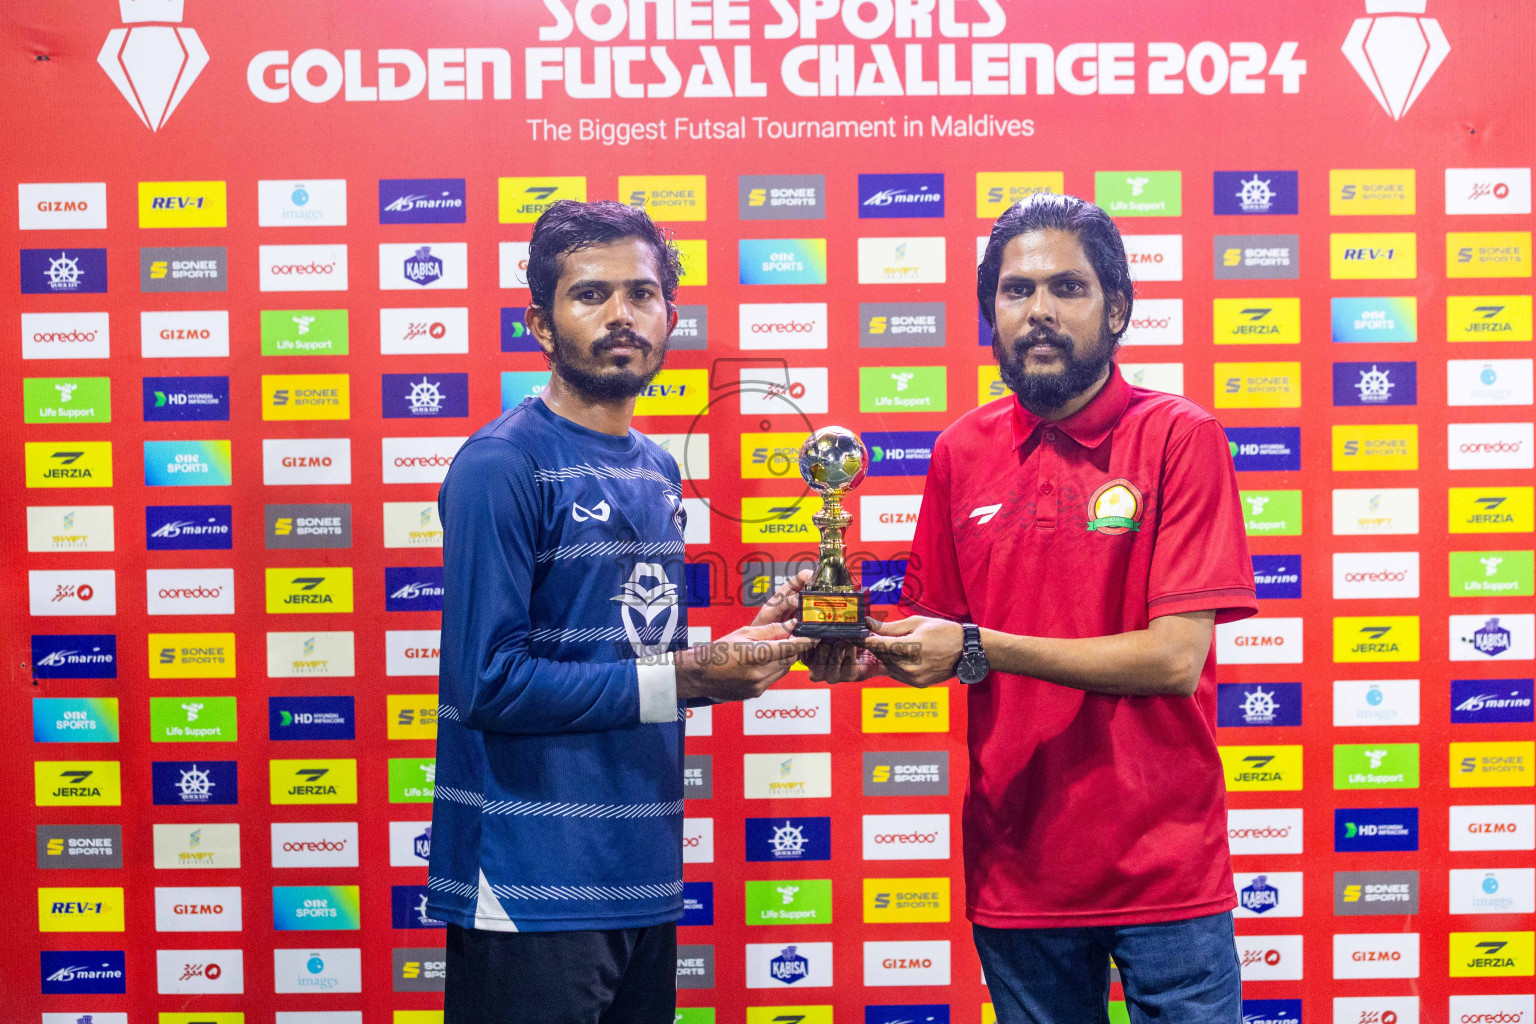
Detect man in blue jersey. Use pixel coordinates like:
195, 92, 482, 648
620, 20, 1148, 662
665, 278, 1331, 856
431, 200, 817, 1024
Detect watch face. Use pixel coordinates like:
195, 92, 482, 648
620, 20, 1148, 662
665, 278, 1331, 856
957, 653, 989, 685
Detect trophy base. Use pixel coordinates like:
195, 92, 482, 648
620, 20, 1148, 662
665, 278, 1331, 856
794, 590, 870, 640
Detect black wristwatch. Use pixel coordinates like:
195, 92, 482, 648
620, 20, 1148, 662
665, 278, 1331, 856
955, 623, 990, 685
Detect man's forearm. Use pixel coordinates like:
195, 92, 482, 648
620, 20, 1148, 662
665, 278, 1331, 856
978, 626, 1204, 697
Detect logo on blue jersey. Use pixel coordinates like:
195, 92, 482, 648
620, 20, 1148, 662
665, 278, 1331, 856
1331, 297, 1417, 342
152, 760, 238, 805
385, 566, 445, 612
682, 881, 714, 926
146, 504, 233, 550
1451, 678, 1535, 723
863, 431, 938, 477
1242, 998, 1302, 1024
32, 634, 117, 679
1238, 875, 1281, 914
382, 372, 468, 419
868, 1006, 950, 1024
858, 174, 945, 218
746, 817, 831, 862
41, 950, 126, 994
142, 376, 230, 421
862, 559, 907, 607
1332, 361, 1417, 406
379, 178, 467, 224
1227, 427, 1301, 472
1217, 682, 1302, 727
269, 695, 356, 740
685, 562, 711, 609
1335, 807, 1418, 852
1213, 171, 1299, 216
1252, 554, 1301, 599
391, 885, 447, 928
501, 306, 538, 351
21, 249, 108, 293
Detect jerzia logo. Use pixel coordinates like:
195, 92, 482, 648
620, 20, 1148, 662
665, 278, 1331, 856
1343, 0, 1450, 120
99, 0, 208, 131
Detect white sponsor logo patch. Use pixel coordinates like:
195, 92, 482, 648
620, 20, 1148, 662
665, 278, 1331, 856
862, 813, 950, 860
863, 940, 950, 986
682, 817, 714, 863
263, 438, 352, 485
379, 307, 469, 355
742, 689, 831, 736
739, 302, 829, 350
1216, 617, 1303, 664
744, 753, 832, 800
259, 244, 348, 292
271, 822, 359, 868
386, 630, 441, 676
258, 179, 348, 227
738, 367, 829, 416
1446, 168, 1533, 215
146, 567, 235, 615
19, 182, 108, 230
1122, 234, 1183, 281
1227, 808, 1304, 855
141, 309, 228, 358
23, 312, 111, 360
29, 569, 116, 616
1333, 679, 1420, 727
1332, 551, 1420, 599
1120, 298, 1184, 346
156, 948, 244, 994
1332, 488, 1420, 536
154, 886, 243, 932
1450, 804, 1535, 851
861, 494, 922, 542
382, 436, 464, 484
1448, 421, 1534, 470
1331, 932, 1419, 979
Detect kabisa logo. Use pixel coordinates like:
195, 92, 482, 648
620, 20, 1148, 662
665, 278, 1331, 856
380, 178, 467, 224
32, 634, 117, 679
385, 566, 446, 612
99, 0, 207, 131
1343, 0, 1450, 120
1452, 679, 1535, 724
1458, 616, 1515, 658
147, 505, 232, 550
858, 174, 945, 219
404, 246, 442, 286
1238, 875, 1282, 915
745, 817, 832, 862
1217, 682, 1303, 727
769, 946, 810, 984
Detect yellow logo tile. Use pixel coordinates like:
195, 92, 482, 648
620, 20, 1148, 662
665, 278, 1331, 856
1449, 487, 1535, 534
150, 633, 237, 679
1451, 741, 1535, 789
270, 758, 359, 804
1333, 616, 1420, 662
1332, 424, 1418, 471
1219, 745, 1303, 791
976, 173, 1063, 218
261, 374, 350, 420
1215, 362, 1302, 408
265, 567, 354, 614
863, 877, 951, 922
619, 175, 706, 222
1329, 169, 1415, 215
35, 760, 121, 806
38, 886, 124, 932
861, 687, 950, 733
139, 180, 228, 228
1448, 232, 1533, 278
25, 441, 112, 488
1213, 298, 1301, 344
1330, 233, 1417, 279
498, 176, 587, 223
1447, 295, 1533, 341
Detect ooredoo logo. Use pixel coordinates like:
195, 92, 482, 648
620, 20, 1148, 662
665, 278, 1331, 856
1449, 423, 1535, 470
1120, 298, 1184, 346
742, 690, 830, 736
739, 303, 828, 351
22, 313, 111, 361
382, 437, 465, 484
259, 245, 348, 292
146, 568, 235, 616
862, 813, 949, 860
1228, 808, 1304, 854
271, 822, 360, 867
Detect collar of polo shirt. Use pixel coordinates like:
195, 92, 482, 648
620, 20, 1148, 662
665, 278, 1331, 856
1009, 362, 1133, 451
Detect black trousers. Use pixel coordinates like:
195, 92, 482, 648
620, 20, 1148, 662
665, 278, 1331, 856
444, 922, 678, 1024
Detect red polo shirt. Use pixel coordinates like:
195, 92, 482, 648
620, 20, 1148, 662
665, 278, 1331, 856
899, 364, 1257, 929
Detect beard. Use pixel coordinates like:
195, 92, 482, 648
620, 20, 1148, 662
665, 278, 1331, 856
993, 313, 1118, 415
548, 323, 668, 401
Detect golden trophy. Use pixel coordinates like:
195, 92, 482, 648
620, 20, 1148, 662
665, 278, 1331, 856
792, 426, 871, 640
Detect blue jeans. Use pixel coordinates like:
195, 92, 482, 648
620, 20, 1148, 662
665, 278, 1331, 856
974, 912, 1242, 1024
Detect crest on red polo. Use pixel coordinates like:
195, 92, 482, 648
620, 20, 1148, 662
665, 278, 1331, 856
1086, 478, 1143, 534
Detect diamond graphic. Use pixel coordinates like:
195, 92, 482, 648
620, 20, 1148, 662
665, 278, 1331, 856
98, 0, 208, 131
1342, 0, 1450, 120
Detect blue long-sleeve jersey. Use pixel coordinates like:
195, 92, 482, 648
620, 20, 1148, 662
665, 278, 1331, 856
427, 397, 690, 931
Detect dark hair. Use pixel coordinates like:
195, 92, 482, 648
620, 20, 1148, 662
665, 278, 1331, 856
526, 199, 682, 311
975, 192, 1135, 340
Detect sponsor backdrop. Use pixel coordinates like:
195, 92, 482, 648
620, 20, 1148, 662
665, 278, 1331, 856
3, 1, 1535, 1022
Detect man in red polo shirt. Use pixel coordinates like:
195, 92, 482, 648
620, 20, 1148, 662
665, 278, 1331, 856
860, 193, 1258, 1023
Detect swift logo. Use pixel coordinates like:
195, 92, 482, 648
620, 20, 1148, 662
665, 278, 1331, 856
1342, 0, 1450, 120
969, 503, 1001, 524
98, 0, 208, 131
571, 501, 611, 522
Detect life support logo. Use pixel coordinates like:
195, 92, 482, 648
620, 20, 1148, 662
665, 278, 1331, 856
1086, 479, 1142, 534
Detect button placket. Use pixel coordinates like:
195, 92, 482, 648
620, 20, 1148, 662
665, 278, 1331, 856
1036, 432, 1059, 528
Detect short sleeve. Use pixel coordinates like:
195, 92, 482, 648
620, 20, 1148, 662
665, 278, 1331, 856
898, 434, 970, 622
1146, 419, 1258, 624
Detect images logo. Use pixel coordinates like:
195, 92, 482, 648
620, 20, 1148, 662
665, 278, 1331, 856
1212, 299, 1300, 345
1213, 171, 1298, 215
99, 0, 207, 130
1343, 0, 1450, 120
1095, 171, 1180, 216
858, 173, 945, 218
